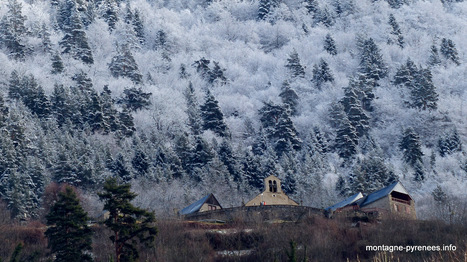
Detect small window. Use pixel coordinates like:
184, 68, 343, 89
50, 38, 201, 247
273, 194, 276, 197
273, 180, 277, 193
269, 180, 273, 192
394, 204, 398, 212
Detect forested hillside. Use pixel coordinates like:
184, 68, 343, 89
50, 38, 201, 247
0, 0, 466, 221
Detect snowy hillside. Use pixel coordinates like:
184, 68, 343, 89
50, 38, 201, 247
0, 0, 466, 221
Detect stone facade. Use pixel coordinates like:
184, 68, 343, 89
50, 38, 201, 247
245, 175, 298, 206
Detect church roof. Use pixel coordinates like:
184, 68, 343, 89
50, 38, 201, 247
357, 181, 410, 207
179, 193, 221, 215
325, 192, 363, 212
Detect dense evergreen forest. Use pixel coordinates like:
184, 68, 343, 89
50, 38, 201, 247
0, 0, 466, 224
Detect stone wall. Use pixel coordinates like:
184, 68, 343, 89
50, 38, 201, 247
183, 205, 323, 222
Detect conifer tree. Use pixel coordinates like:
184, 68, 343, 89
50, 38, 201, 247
400, 127, 424, 170
60, 11, 94, 64
428, 44, 441, 66
0, 16, 26, 60
45, 187, 93, 262
438, 129, 462, 157
51, 51, 65, 74
118, 108, 136, 137
285, 50, 305, 78
258, 0, 273, 20
324, 33, 337, 55
312, 58, 334, 89
100, 0, 118, 31
340, 86, 370, 137
132, 9, 145, 44
193, 57, 211, 79
335, 116, 358, 160
200, 90, 228, 137
305, 0, 319, 14
98, 178, 157, 262
440, 38, 460, 65
209, 61, 227, 85
359, 38, 388, 82
109, 44, 143, 84
388, 14, 404, 48
318, 8, 335, 27
39, 23, 52, 54
117, 87, 152, 111
184, 82, 203, 135
410, 67, 438, 110
279, 81, 299, 116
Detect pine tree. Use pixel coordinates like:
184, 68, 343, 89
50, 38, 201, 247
312, 58, 334, 89
110, 153, 133, 182
428, 44, 441, 66
305, 0, 319, 14
318, 8, 335, 27
388, 14, 404, 48
39, 23, 52, 53
45, 187, 93, 262
98, 178, 157, 262
132, 9, 145, 44
218, 140, 242, 182
351, 156, 396, 194
285, 50, 305, 78
324, 33, 337, 55
440, 38, 460, 65
438, 129, 462, 157
193, 57, 211, 79
259, 102, 301, 156
100, 86, 120, 132
51, 51, 65, 74
184, 82, 203, 135
109, 44, 143, 84
410, 67, 438, 110
335, 116, 358, 160
117, 87, 152, 111
279, 81, 299, 116
387, 0, 406, 9
60, 11, 94, 64
399, 127, 424, 169
100, 0, 118, 31
340, 86, 370, 138
359, 38, 388, 82
200, 90, 228, 137
258, 0, 272, 20
0, 16, 26, 60
118, 108, 135, 137
209, 61, 227, 85
132, 150, 150, 177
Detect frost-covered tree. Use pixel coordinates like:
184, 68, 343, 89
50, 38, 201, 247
340, 86, 370, 138
184, 82, 202, 135
285, 50, 305, 78
209, 61, 227, 85
440, 38, 460, 65
51, 51, 65, 74
350, 156, 397, 194
312, 58, 334, 89
109, 44, 143, 84
60, 11, 94, 64
438, 129, 462, 157
387, 0, 406, 9
279, 81, 299, 116
200, 90, 228, 137
117, 87, 152, 111
388, 14, 404, 48
258, 0, 276, 20
428, 44, 441, 66
305, 0, 319, 14
318, 8, 335, 27
259, 102, 301, 156
394, 60, 438, 110
0, 3, 27, 60
359, 38, 388, 82
399, 127, 424, 170
100, 0, 118, 31
324, 33, 337, 55
335, 116, 358, 160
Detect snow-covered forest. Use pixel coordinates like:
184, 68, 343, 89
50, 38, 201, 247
0, 0, 466, 221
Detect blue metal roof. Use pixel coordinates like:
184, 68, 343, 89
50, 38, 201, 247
325, 192, 363, 212
179, 194, 212, 215
358, 182, 400, 207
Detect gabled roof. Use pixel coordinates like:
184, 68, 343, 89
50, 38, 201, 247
358, 181, 410, 207
179, 193, 221, 215
325, 192, 363, 212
